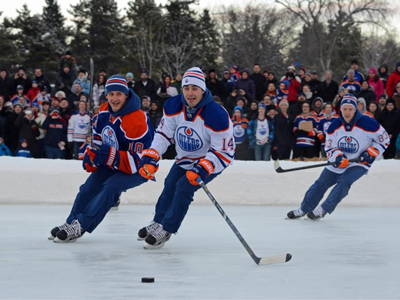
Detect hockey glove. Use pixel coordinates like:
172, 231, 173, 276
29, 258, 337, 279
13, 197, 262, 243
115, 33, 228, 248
82, 150, 98, 173
333, 154, 349, 169
308, 130, 315, 137
295, 129, 308, 136
87, 144, 120, 169
186, 159, 215, 186
138, 149, 160, 180
359, 147, 379, 165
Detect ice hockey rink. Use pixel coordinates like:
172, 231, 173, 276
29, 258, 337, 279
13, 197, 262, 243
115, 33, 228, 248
1, 158, 400, 300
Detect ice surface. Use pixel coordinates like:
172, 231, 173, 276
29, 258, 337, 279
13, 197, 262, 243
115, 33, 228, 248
1, 205, 399, 300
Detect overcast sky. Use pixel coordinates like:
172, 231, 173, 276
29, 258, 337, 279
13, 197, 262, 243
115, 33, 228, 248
1, 0, 399, 36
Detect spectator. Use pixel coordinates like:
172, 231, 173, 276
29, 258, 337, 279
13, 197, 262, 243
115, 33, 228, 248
35, 100, 50, 158
141, 95, 151, 114
55, 64, 76, 97
11, 85, 30, 106
342, 59, 365, 82
265, 71, 278, 88
154, 85, 172, 111
332, 87, 347, 114
67, 83, 82, 109
317, 102, 338, 158
274, 99, 293, 159
311, 97, 324, 116
0, 68, 13, 101
157, 74, 178, 97
247, 100, 259, 120
250, 64, 266, 101
378, 98, 399, 159
302, 84, 314, 103
3, 102, 23, 154
0, 136, 12, 156
147, 100, 162, 130
226, 89, 253, 115
171, 72, 182, 94
289, 92, 307, 122
262, 94, 277, 111
93, 75, 106, 106
396, 133, 400, 159
12, 66, 32, 95
298, 67, 306, 83
386, 62, 400, 98
293, 102, 320, 160
15, 108, 40, 157
367, 101, 381, 120
322, 70, 339, 103
378, 64, 389, 89
206, 69, 226, 100
126, 72, 134, 89
34, 86, 51, 107
357, 80, 376, 105
59, 50, 77, 71
72, 69, 90, 95
0, 95, 7, 120
59, 98, 73, 121
378, 94, 386, 111
34, 68, 52, 93
27, 80, 40, 103
391, 82, 400, 109
67, 100, 90, 159
281, 66, 301, 105
229, 65, 241, 83
222, 70, 234, 100
247, 103, 274, 161
15, 138, 32, 158
266, 82, 278, 99
134, 69, 157, 100
340, 69, 361, 93
367, 68, 384, 102
234, 68, 256, 99
309, 70, 323, 98
42, 109, 68, 159
55, 91, 66, 101
212, 95, 224, 106
231, 106, 249, 160
357, 97, 367, 114
276, 80, 289, 103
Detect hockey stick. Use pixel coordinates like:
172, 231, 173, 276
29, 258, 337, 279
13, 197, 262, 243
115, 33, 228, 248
274, 158, 361, 173
197, 178, 292, 266
88, 58, 97, 149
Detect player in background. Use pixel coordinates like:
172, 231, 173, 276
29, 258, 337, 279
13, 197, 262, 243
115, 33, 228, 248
137, 67, 235, 249
287, 94, 390, 220
317, 103, 338, 157
49, 75, 153, 242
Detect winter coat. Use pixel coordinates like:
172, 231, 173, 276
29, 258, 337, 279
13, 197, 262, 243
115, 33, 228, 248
247, 117, 274, 149
72, 77, 90, 95
134, 79, 157, 100
386, 70, 400, 98
368, 78, 384, 102
42, 115, 68, 148
234, 77, 256, 99
378, 64, 389, 88
281, 76, 301, 102
206, 77, 226, 100
357, 87, 376, 105
15, 146, 32, 158
59, 55, 77, 71
0, 143, 12, 156
308, 79, 323, 98
321, 80, 339, 103
12, 76, 32, 95
154, 93, 172, 111
34, 74, 52, 93
378, 108, 400, 158
15, 113, 40, 157
249, 73, 266, 101
55, 69, 77, 96
273, 111, 293, 146
147, 110, 162, 130
0, 70, 14, 101
3, 112, 22, 152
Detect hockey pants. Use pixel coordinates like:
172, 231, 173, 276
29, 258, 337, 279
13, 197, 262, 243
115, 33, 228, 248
300, 166, 368, 214
66, 167, 147, 233
154, 163, 219, 233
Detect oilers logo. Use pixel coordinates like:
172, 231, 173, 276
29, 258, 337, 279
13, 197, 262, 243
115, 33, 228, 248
233, 124, 245, 138
78, 118, 88, 129
338, 136, 359, 153
177, 126, 203, 152
101, 126, 119, 149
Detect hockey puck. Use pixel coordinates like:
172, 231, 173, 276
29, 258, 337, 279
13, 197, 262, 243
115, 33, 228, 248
141, 277, 155, 283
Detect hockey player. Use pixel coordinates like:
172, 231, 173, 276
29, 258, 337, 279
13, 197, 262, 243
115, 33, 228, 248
137, 67, 235, 249
287, 94, 390, 220
49, 75, 153, 242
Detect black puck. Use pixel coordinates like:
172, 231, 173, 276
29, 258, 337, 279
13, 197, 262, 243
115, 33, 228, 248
141, 277, 155, 283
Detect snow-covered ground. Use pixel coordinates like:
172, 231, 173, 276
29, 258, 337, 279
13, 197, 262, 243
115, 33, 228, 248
0, 157, 399, 299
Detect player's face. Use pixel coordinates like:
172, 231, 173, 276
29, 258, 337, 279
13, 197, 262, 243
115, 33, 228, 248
107, 91, 128, 112
341, 105, 356, 122
325, 105, 332, 114
183, 85, 204, 108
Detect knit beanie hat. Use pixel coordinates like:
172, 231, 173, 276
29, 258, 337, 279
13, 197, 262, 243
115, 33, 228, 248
369, 68, 377, 74
341, 94, 357, 110
182, 67, 206, 91
105, 75, 129, 96
279, 99, 289, 108
126, 72, 134, 79
258, 103, 267, 111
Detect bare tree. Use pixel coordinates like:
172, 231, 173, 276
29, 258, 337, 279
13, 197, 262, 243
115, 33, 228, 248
275, 0, 391, 72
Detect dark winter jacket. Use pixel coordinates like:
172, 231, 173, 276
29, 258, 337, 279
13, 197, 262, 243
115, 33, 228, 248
147, 110, 162, 130
322, 79, 339, 103
234, 70, 256, 98
3, 111, 22, 152
249, 72, 266, 101
15, 113, 40, 157
134, 79, 157, 100
288, 101, 305, 122
42, 115, 68, 148
55, 69, 77, 96
154, 93, 172, 111
308, 79, 323, 98
378, 64, 389, 88
274, 111, 294, 146
357, 87, 376, 105
0, 69, 14, 101
34, 74, 52, 94
206, 77, 226, 100
12, 75, 32, 95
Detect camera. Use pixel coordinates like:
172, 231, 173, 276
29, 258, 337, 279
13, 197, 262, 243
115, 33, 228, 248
19, 73, 23, 77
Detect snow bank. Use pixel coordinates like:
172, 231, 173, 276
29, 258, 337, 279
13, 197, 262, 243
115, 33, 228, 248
0, 157, 399, 206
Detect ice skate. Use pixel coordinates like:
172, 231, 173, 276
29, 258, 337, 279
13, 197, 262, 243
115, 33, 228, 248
306, 206, 327, 220
53, 220, 85, 243
137, 221, 161, 241
143, 225, 171, 249
48, 223, 69, 240
110, 198, 121, 211
286, 208, 305, 219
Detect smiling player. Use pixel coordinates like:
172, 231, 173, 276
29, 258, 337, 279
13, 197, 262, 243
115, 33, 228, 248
137, 67, 235, 249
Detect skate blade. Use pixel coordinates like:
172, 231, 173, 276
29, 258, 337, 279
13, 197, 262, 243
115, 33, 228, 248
53, 237, 78, 243
284, 217, 304, 220
48, 235, 56, 240
137, 237, 146, 241
143, 242, 165, 250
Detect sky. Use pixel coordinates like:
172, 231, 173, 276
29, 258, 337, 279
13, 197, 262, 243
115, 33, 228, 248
0, 0, 399, 36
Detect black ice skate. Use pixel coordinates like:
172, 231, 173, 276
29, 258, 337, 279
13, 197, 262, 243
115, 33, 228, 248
48, 223, 69, 240
137, 221, 161, 241
306, 206, 327, 220
110, 198, 121, 211
286, 208, 305, 219
144, 225, 171, 249
53, 220, 85, 243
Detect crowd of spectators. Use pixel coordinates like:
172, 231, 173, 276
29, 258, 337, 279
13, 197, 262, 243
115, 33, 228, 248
0, 52, 400, 161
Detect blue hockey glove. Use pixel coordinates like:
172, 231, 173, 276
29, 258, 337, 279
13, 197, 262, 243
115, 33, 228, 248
359, 147, 379, 165
82, 150, 98, 173
333, 154, 349, 169
88, 144, 120, 169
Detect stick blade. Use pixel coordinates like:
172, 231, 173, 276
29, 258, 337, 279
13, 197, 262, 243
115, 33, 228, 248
258, 253, 292, 265
274, 160, 284, 173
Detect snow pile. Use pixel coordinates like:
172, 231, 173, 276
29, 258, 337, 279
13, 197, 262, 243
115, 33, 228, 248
0, 157, 399, 206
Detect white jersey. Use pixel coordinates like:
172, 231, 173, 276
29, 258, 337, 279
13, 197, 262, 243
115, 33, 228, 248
151, 91, 235, 174
325, 112, 390, 174
67, 111, 90, 142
